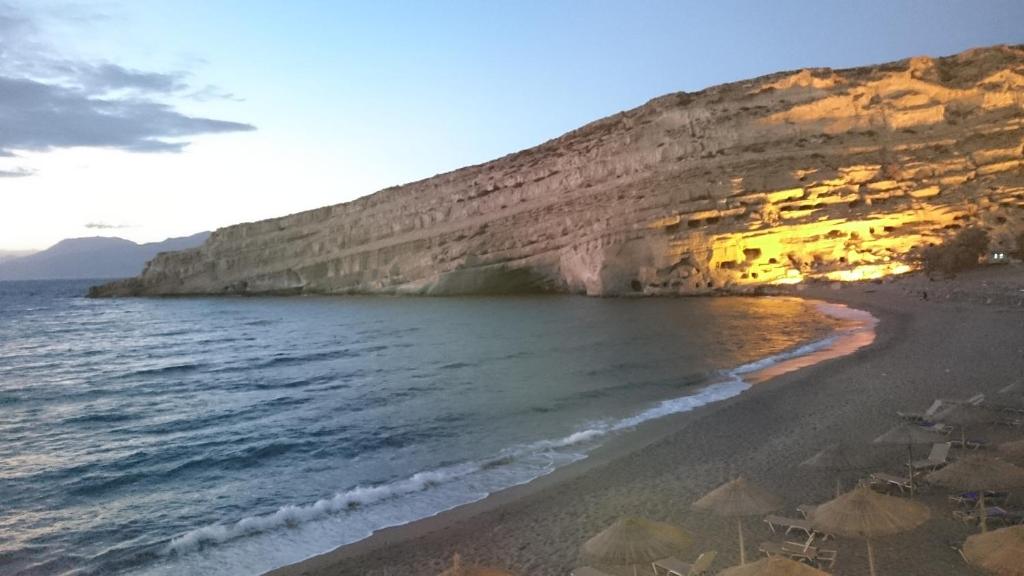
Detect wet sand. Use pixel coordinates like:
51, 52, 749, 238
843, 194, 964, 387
268, 265, 1024, 576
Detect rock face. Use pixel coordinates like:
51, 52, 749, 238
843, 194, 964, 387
92, 46, 1024, 298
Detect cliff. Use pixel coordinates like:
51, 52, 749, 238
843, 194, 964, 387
92, 46, 1024, 297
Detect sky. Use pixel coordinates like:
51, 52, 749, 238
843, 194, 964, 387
1, 1, 1022, 251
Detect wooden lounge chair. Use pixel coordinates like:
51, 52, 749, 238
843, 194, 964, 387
763, 515, 832, 540
652, 550, 717, 576
571, 567, 614, 576
758, 540, 837, 570
870, 472, 913, 494
910, 443, 951, 471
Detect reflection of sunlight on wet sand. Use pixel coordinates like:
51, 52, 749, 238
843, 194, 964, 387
745, 301, 877, 385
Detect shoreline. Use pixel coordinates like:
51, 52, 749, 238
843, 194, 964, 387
265, 294, 894, 576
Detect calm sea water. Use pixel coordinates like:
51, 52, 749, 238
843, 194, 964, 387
0, 280, 841, 576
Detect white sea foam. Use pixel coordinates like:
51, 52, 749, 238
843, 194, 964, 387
166, 463, 481, 553
533, 428, 608, 449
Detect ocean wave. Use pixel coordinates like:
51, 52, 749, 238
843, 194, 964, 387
439, 361, 476, 370
119, 362, 208, 378
166, 463, 481, 554
255, 348, 360, 369
730, 335, 838, 376
63, 411, 139, 425
166, 441, 316, 476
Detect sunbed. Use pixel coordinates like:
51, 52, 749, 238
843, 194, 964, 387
652, 550, 717, 576
909, 443, 951, 471
763, 515, 832, 540
759, 540, 837, 570
897, 399, 946, 423
869, 472, 913, 494
953, 506, 1009, 525
919, 421, 953, 435
949, 491, 1008, 506
898, 395, 986, 422
947, 438, 989, 450
984, 397, 1024, 414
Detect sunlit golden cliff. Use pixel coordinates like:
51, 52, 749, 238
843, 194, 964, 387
93, 45, 1024, 297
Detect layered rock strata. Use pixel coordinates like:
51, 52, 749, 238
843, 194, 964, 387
93, 46, 1024, 297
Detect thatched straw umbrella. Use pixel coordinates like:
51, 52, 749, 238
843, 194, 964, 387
581, 517, 692, 576
963, 525, 1024, 576
932, 403, 999, 448
810, 486, 929, 576
692, 477, 781, 565
1000, 380, 1024, 395
438, 553, 515, 576
996, 381, 1024, 411
999, 439, 1024, 461
926, 455, 1024, 532
800, 441, 869, 497
873, 423, 946, 493
717, 555, 831, 576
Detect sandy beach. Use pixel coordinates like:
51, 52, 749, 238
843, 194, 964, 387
268, 265, 1024, 576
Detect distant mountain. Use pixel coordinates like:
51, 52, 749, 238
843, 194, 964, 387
0, 250, 37, 264
0, 232, 210, 281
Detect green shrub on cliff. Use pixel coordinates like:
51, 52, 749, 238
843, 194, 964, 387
922, 227, 990, 277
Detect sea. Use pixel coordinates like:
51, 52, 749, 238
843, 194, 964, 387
0, 279, 851, 576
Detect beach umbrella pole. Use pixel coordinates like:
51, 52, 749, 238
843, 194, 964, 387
980, 491, 988, 533
906, 443, 917, 496
738, 518, 746, 565
867, 538, 877, 576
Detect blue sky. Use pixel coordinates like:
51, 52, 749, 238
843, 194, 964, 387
2, 0, 1023, 250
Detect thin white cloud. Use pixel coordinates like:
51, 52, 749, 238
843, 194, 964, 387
0, 2, 254, 169
0, 167, 34, 177
84, 222, 134, 230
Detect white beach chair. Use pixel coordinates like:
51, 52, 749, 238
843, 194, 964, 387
762, 536, 838, 571
763, 515, 833, 540
910, 443, 951, 471
897, 399, 946, 423
966, 393, 987, 405
899, 395, 986, 423
870, 472, 913, 494
919, 421, 953, 435
652, 550, 717, 576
